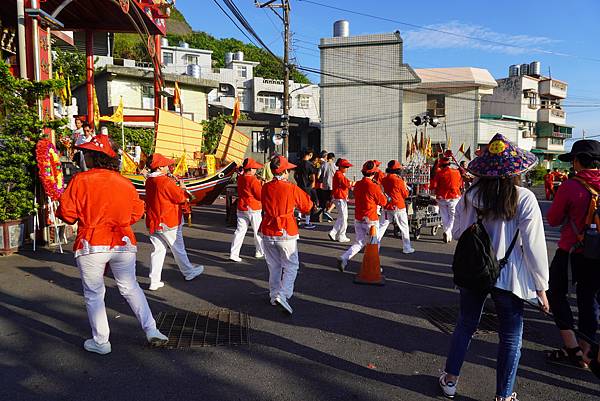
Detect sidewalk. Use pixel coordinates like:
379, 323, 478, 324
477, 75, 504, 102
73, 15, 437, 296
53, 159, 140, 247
0, 189, 598, 401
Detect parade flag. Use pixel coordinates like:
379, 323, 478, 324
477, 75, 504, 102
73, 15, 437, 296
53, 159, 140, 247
426, 136, 432, 158
205, 154, 216, 176
459, 143, 465, 154
100, 97, 124, 123
173, 81, 181, 108
232, 97, 241, 125
405, 140, 411, 160
447, 135, 452, 150
464, 146, 472, 160
173, 153, 188, 177
93, 88, 100, 129
413, 130, 419, 150
419, 132, 425, 153
121, 150, 138, 174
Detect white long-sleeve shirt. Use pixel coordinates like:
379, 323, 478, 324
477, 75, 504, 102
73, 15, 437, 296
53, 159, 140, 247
452, 185, 549, 300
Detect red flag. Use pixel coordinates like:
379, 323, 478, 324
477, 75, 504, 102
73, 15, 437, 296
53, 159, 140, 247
459, 143, 465, 154
232, 97, 241, 125
419, 132, 424, 153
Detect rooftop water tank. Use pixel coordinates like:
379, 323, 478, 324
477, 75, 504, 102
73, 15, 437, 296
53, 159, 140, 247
509, 64, 520, 77
520, 63, 529, 76
179, 41, 189, 49
160, 37, 169, 48
225, 52, 234, 65
529, 61, 541, 76
187, 64, 201, 78
233, 51, 244, 61
333, 20, 349, 37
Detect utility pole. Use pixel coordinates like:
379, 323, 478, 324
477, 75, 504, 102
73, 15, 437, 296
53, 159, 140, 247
256, 0, 290, 158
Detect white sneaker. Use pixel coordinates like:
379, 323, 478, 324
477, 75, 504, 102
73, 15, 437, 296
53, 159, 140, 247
184, 265, 204, 281
146, 328, 169, 346
402, 247, 415, 254
338, 237, 351, 243
328, 231, 336, 241
439, 372, 457, 399
304, 223, 316, 229
229, 255, 242, 263
495, 393, 519, 401
254, 252, 264, 259
275, 295, 293, 314
337, 258, 348, 272
149, 282, 165, 291
83, 339, 111, 355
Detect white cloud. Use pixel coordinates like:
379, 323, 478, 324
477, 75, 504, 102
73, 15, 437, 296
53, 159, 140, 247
403, 21, 559, 55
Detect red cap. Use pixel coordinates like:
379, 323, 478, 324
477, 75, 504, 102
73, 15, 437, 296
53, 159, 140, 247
242, 157, 263, 170
387, 160, 402, 170
271, 155, 296, 174
443, 149, 454, 158
373, 159, 382, 167
76, 135, 116, 158
362, 160, 378, 174
337, 159, 353, 168
150, 153, 176, 169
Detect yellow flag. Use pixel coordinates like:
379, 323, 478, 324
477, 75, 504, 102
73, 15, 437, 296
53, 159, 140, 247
93, 88, 100, 129
205, 154, 216, 176
173, 153, 188, 177
121, 150, 138, 174
173, 81, 181, 108
66, 76, 71, 105
100, 97, 124, 123
59, 67, 68, 103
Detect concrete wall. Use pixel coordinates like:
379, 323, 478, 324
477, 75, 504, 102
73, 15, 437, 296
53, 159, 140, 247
478, 119, 519, 145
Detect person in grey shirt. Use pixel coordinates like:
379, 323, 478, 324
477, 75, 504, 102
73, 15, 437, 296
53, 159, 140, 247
318, 152, 337, 221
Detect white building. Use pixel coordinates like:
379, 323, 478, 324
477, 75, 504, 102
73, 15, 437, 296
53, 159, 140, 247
481, 62, 572, 168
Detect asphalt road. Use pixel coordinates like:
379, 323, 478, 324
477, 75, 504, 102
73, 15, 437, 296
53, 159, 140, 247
0, 187, 598, 401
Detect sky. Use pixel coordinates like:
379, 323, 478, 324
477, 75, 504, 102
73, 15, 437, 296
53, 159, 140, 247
177, 0, 600, 141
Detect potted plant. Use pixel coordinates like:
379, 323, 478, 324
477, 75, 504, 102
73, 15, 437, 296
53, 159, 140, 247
0, 60, 64, 255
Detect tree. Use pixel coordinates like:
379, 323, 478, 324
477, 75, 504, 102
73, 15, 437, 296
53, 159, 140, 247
0, 61, 65, 221
201, 112, 246, 154
53, 48, 86, 86
103, 123, 155, 155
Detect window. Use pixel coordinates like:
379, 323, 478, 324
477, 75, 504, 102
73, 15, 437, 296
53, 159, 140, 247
257, 94, 279, 110
141, 84, 154, 110
297, 95, 310, 109
238, 89, 247, 105
252, 131, 268, 153
185, 54, 198, 65
163, 52, 173, 65
529, 95, 537, 108
236, 65, 248, 78
551, 138, 563, 145
427, 94, 445, 117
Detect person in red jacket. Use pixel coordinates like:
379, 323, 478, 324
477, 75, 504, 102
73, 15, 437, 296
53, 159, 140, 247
338, 160, 388, 272
57, 134, 167, 355
378, 160, 414, 254
230, 158, 264, 262
260, 156, 313, 314
543, 169, 554, 200
328, 159, 354, 243
430, 155, 463, 243
546, 140, 600, 369
373, 160, 385, 185
145, 153, 204, 291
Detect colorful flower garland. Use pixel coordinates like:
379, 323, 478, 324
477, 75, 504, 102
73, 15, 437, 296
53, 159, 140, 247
36, 139, 65, 201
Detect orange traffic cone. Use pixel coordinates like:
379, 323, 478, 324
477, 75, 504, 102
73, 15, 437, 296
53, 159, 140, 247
354, 225, 385, 286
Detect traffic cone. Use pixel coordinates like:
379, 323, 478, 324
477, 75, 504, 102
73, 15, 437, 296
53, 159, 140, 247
354, 225, 385, 285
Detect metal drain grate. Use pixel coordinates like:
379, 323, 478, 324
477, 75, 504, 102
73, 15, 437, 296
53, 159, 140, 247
418, 305, 498, 336
155, 309, 250, 348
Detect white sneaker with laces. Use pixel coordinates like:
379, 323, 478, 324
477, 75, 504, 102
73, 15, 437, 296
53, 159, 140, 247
402, 247, 415, 254
439, 372, 457, 399
83, 339, 111, 355
230, 255, 242, 262
184, 265, 204, 281
275, 295, 293, 314
146, 328, 169, 346
149, 282, 165, 291
255, 252, 264, 259
328, 231, 336, 241
338, 237, 351, 243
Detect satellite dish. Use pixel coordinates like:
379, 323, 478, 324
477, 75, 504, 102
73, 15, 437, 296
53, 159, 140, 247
273, 134, 283, 146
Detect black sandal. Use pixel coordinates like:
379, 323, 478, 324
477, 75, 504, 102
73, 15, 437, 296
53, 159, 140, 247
545, 346, 588, 369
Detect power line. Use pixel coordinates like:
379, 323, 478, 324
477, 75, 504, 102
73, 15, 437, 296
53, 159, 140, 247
297, 0, 600, 63
210, 0, 261, 48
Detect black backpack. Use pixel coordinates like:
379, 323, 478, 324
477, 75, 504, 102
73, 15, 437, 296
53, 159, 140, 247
452, 215, 520, 293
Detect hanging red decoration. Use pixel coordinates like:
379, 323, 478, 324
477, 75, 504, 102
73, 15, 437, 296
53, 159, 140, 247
36, 139, 65, 201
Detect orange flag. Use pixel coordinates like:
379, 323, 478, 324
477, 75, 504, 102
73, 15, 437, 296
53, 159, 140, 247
458, 143, 465, 154
232, 97, 241, 125
173, 81, 181, 108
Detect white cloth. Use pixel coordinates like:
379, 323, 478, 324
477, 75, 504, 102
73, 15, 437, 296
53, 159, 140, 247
319, 161, 336, 190
378, 208, 412, 250
230, 209, 264, 258
438, 198, 460, 240
341, 220, 379, 261
262, 238, 299, 302
149, 222, 195, 285
329, 199, 349, 240
76, 251, 156, 344
452, 186, 549, 300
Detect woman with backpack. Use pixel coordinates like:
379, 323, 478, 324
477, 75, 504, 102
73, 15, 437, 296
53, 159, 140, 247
439, 134, 550, 401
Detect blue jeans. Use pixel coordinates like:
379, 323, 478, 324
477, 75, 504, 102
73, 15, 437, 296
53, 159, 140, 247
445, 288, 524, 398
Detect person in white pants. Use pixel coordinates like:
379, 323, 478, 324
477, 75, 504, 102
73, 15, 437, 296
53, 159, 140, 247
260, 156, 314, 314
377, 160, 414, 254
230, 158, 264, 262
57, 135, 167, 354
328, 158, 354, 243
338, 161, 388, 271
145, 153, 204, 291
430, 153, 463, 243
